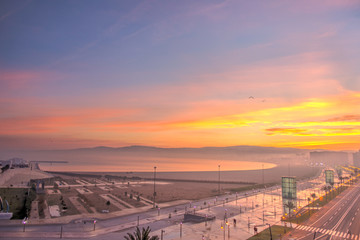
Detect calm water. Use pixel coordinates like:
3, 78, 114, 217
40, 157, 276, 172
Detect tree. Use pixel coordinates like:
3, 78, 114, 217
322, 186, 331, 201
311, 193, 316, 202
284, 201, 295, 216
106, 200, 110, 210
124, 226, 159, 240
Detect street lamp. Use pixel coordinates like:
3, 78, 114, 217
180, 222, 182, 238
22, 217, 27, 232
266, 223, 273, 240
153, 166, 157, 208
218, 165, 221, 194
93, 220, 96, 231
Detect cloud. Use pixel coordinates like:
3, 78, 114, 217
266, 128, 310, 136
325, 115, 360, 122
0, 0, 31, 23
0, 70, 63, 91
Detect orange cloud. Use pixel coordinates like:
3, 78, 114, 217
265, 128, 310, 136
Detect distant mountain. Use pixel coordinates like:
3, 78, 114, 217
47, 145, 311, 156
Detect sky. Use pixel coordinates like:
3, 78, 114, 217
1, 0, 360, 151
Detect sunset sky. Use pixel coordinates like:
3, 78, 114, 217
1, 0, 360, 151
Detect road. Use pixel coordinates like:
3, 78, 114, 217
284, 181, 360, 240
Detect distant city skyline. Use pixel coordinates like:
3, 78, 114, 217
1, 0, 360, 151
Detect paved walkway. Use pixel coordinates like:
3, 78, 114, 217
68, 197, 90, 214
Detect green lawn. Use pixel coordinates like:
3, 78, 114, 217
247, 225, 291, 240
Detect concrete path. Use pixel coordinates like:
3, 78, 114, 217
99, 194, 123, 211
30, 201, 39, 220
68, 197, 90, 214
107, 194, 134, 208
43, 200, 51, 219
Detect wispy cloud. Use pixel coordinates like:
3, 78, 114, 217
0, 0, 31, 23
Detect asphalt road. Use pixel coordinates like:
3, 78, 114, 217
285, 181, 360, 240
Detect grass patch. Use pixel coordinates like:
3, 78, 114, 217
0, 187, 36, 219
284, 181, 356, 224
76, 197, 93, 213
284, 209, 318, 224
247, 225, 291, 240
229, 182, 278, 193
308, 185, 348, 208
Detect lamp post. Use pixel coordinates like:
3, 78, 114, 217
161, 230, 165, 240
218, 165, 221, 194
22, 217, 27, 232
266, 223, 273, 240
153, 166, 157, 208
180, 222, 182, 238
221, 223, 225, 240
226, 221, 230, 238
93, 220, 96, 231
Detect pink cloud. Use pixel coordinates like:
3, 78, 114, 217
0, 70, 63, 90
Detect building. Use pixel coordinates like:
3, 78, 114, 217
310, 151, 349, 166
282, 176, 297, 215
353, 150, 360, 167
325, 170, 334, 186
0, 158, 28, 168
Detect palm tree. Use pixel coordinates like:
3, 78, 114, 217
284, 201, 296, 216
124, 226, 159, 240
311, 193, 316, 202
